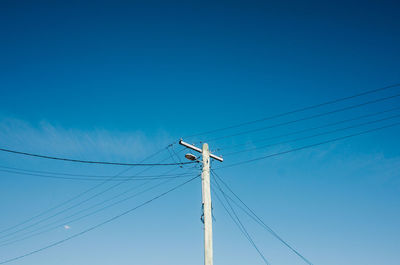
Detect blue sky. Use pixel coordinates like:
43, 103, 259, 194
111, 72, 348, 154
0, 1, 400, 264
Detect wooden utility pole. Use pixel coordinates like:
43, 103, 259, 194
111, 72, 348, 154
201, 143, 213, 265
179, 139, 223, 265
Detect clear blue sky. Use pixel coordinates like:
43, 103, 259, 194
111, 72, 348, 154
0, 1, 400, 264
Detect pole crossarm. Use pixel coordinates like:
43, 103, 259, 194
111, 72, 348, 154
179, 139, 224, 162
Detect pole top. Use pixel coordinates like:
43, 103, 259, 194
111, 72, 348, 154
179, 139, 223, 162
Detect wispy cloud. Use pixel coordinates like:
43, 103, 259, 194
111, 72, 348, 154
0, 116, 172, 163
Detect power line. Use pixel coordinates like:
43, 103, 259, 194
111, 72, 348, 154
217, 122, 400, 169
185, 84, 400, 138
0, 147, 192, 242
0, 145, 172, 235
0, 173, 197, 247
0, 147, 194, 166
167, 146, 179, 164
207, 93, 400, 142
0, 161, 190, 241
211, 178, 270, 264
0, 178, 159, 246
0, 163, 194, 179
219, 106, 400, 151
0, 155, 195, 244
0, 168, 195, 182
224, 113, 400, 156
212, 170, 314, 265
171, 144, 184, 166
0, 176, 198, 265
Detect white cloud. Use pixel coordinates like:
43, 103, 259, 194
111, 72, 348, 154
0, 116, 172, 163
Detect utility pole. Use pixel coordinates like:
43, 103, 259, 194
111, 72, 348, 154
179, 139, 223, 265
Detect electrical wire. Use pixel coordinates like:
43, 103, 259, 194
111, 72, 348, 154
212, 170, 314, 265
0, 176, 198, 265
0, 172, 198, 247
0, 147, 194, 166
219, 106, 400, 151
217, 122, 400, 169
0, 145, 173, 235
0, 179, 160, 246
224, 113, 400, 156
185, 84, 400, 138
1, 157, 195, 244
211, 178, 270, 264
0, 163, 193, 179
0, 167, 194, 181
167, 146, 179, 164
171, 144, 184, 166
0, 150, 191, 241
207, 93, 400, 142
0, 145, 192, 241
